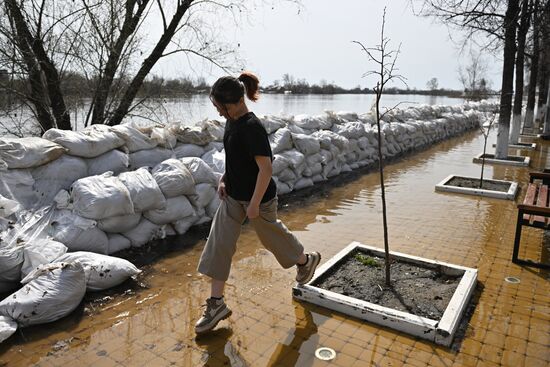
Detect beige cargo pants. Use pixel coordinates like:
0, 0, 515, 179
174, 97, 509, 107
197, 195, 304, 281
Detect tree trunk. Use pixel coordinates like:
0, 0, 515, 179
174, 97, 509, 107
29, 40, 72, 130
543, 77, 550, 134
5, 0, 55, 132
90, 0, 151, 125
524, 0, 540, 130
537, 11, 550, 125
510, 0, 531, 144
495, 0, 520, 160
108, 1, 193, 126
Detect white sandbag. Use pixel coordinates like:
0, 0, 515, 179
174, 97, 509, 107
286, 123, 308, 135
21, 238, 68, 278
294, 114, 332, 130
311, 130, 349, 151
173, 215, 198, 235
42, 125, 125, 158
53, 190, 71, 210
32, 155, 89, 203
0, 315, 17, 343
71, 172, 134, 220
277, 168, 297, 183
0, 137, 66, 169
312, 174, 325, 183
268, 128, 293, 154
180, 157, 218, 186
144, 196, 195, 225
122, 218, 162, 247
55, 251, 141, 292
0, 194, 21, 218
118, 168, 166, 212
106, 234, 132, 254
196, 119, 225, 141
206, 195, 221, 218
97, 213, 142, 233
278, 149, 305, 169
272, 154, 290, 175
50, 209, 109, 253
86, 149, 129, 176
309, 162, 323, 176
152, 159, 196, 198
151, 126, 177, 149
335, 111, 359, 121
194, 207, 211, 225
169, 125, 213, 146
111, 124, 158, 152
201, 149, 225, 174
294, 178, 314, 190
331, 121, 366, 139
173, 143, 205, 158
0, 242, 24, 293
163, 224, 177, 237
0, 262, 86, 327
189, 183, 217, 209
291, 133, 321, 155
129, 148, 173, 170
259, 115, 287, 134
205, 141, 224, 152
276, 181, 293, 195
0, 169, 37, 209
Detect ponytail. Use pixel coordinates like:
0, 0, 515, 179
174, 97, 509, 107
211, 72, 260, 104
238, 71, 260, 102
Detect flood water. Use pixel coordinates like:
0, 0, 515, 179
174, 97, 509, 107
1, 94, 469, 135
1, 128, 549, 366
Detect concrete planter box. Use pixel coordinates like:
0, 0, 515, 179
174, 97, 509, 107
292, 242, 477, 347
473, 153, 530, 167
435, 174, 519, 200
492, 142, 537, 150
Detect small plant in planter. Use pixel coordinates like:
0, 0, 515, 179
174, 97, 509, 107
435, 114, 519, 200
293, 8, 478, 346
478, 114, 495, 188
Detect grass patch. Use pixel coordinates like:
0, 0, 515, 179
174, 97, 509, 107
354, 253, 380, 267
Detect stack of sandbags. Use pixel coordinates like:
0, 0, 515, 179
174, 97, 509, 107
0, 250, 142, 343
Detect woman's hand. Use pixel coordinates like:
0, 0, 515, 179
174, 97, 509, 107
246, 202, 260, 219
218, 181, 227, 200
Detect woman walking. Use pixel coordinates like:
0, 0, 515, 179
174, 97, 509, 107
195, 72, 321, 335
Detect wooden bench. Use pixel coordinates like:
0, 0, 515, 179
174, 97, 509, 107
512, 172, 550, 269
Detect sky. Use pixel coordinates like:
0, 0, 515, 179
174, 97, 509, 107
153, 0, 503, 91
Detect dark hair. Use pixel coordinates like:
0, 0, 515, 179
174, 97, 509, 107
210, 71, 260, 104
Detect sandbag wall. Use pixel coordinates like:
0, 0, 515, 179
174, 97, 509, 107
0, 101, 497, 292
0, 101, 497, 254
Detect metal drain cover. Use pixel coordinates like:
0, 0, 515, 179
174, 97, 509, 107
315, 347, 336, 361
505, 276, 520, 284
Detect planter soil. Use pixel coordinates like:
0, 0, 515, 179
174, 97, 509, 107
314, 249, 461, 320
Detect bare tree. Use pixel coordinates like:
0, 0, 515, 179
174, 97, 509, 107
458, 49, 490, 100
479, 114, 496, 188
414, 0, 507, 52
494, 0, 521, 160
426, 77, 439, 93
353, 8, 406, 287
535, 2, 550, 124
0, 0, 292, 133
510, 0, 532, 144
417, 0, 522, 160
524, 0, 542, 129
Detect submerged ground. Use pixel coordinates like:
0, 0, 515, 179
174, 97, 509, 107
1, 128, 549, 366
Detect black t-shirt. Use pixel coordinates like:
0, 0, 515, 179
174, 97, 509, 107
223, 112, 277, 203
